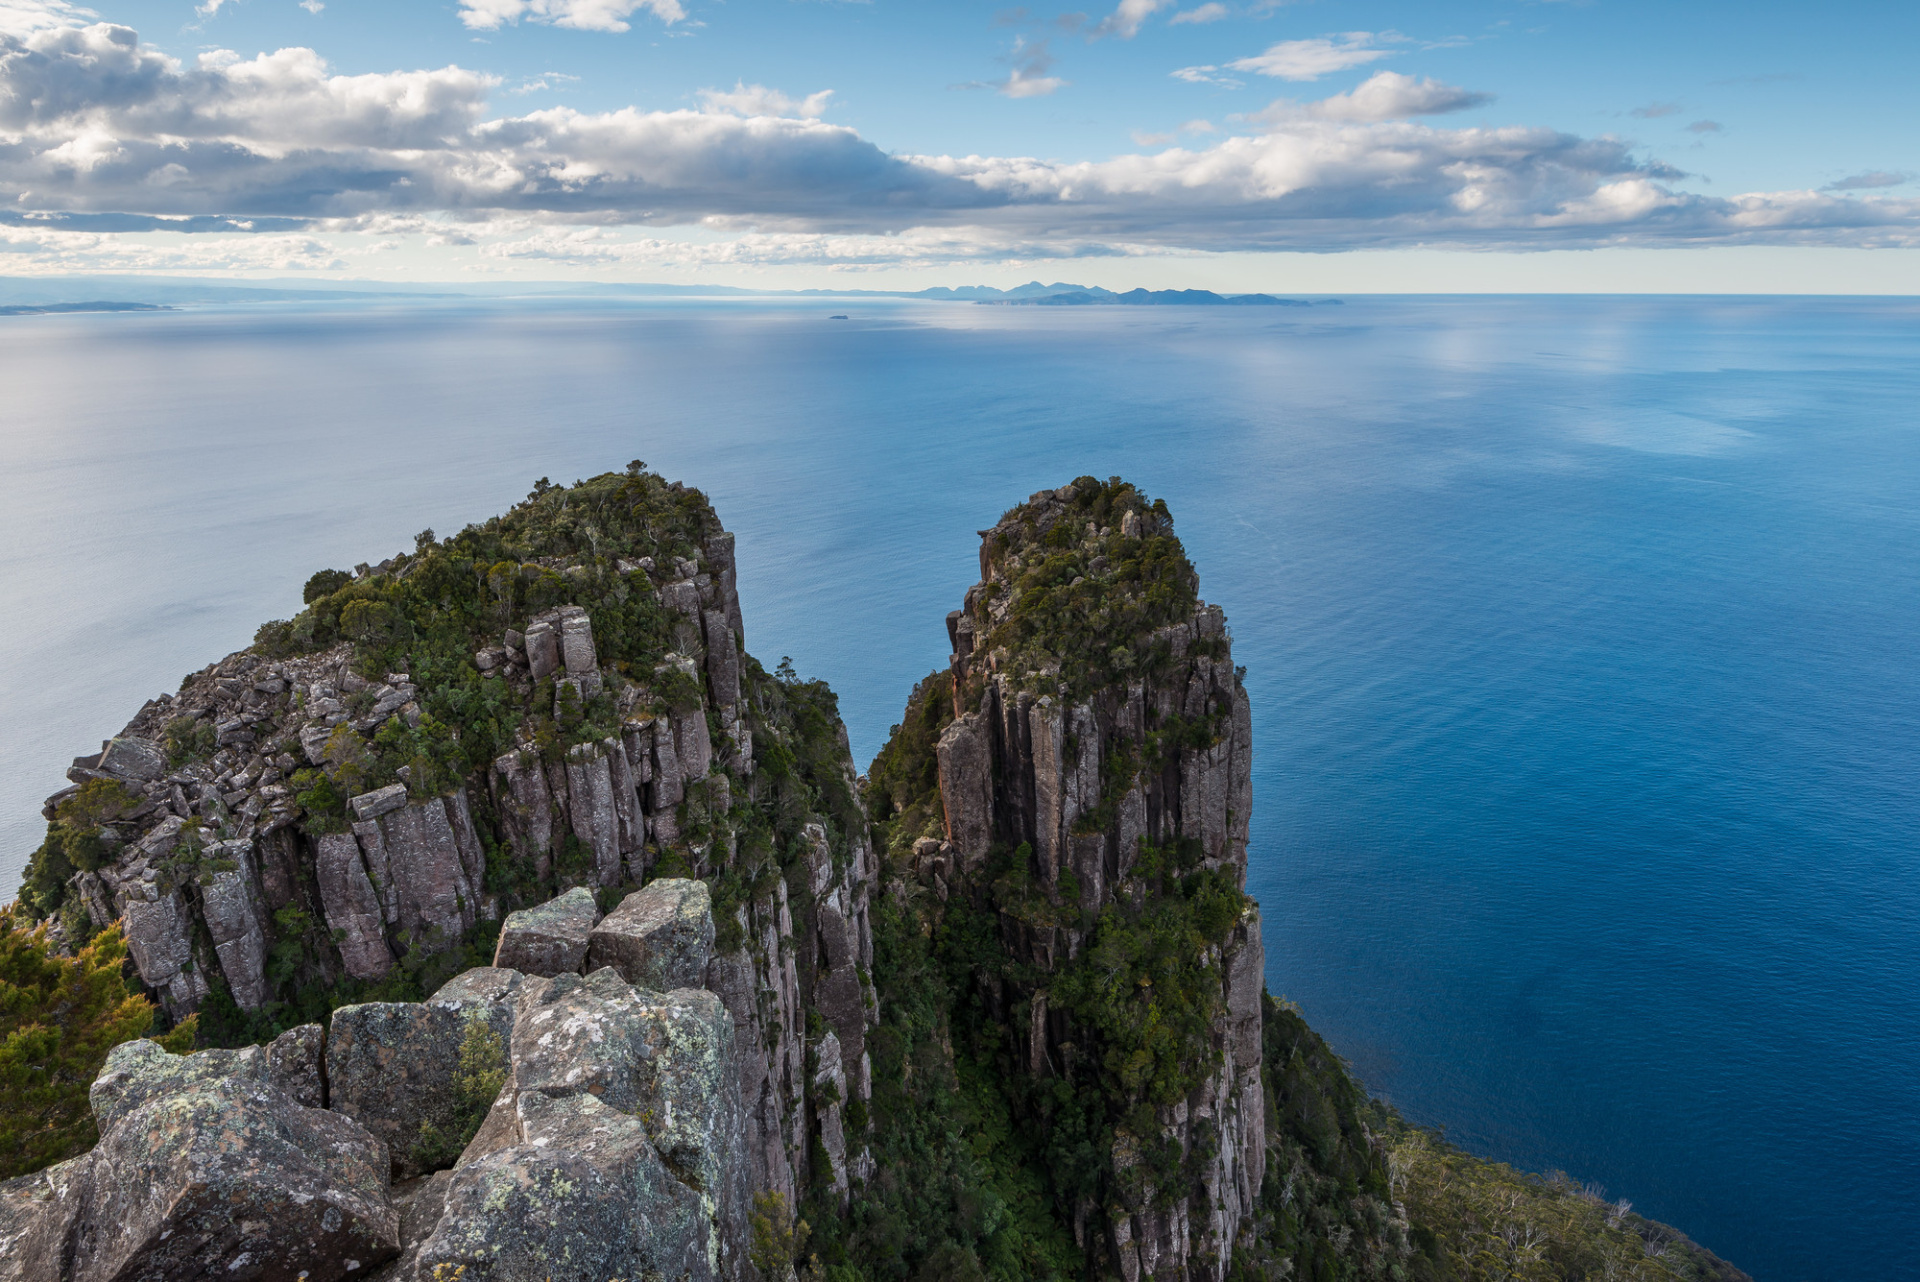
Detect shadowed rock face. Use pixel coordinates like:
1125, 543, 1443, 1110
327, 969, 525, 1180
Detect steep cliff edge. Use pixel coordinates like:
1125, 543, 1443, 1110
855, 477, 1388, 1281
3, 468, 1755, 1282
12, 466, 876, 1217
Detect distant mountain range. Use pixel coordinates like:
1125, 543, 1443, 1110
0, 275, 1338, 308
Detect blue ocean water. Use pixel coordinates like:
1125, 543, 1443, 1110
1, 295, 1915, 1279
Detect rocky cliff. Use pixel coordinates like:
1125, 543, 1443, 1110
13, 467, 877, 1245
4, 469, 1755, 1282
862, 477, 1274, 1281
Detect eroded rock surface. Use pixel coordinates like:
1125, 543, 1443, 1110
327, 968, 523, 1179
11, 1042, 396, 1282
491, 883, 600, 975
587, 876, 716, 991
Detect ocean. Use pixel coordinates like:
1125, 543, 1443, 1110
1, 294, 1915, 1279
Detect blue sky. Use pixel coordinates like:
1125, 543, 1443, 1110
3, 0, 1918, 289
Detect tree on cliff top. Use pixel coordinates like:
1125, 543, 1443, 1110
0, 919, 196, 1179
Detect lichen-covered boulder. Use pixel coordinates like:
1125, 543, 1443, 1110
22, 1076, 396, 1282
435, 967, 745, 1280
492, 885, 600, 976
90, 1024, 324, 1130
405, 1092, 707, 1282
586, 877, 714, 991
326, 968, 521, 1178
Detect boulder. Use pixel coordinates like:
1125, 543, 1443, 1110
423, 967, 743, 1281
587, 878, 714, 992
524, 620, 559, 681
349, 783, 409, 823
327, 968, 522, 1179
16, 1073, 396, 1282
87, 1077, 395, 1281
491, 886, 600, 976
91, 1025, 325, 1130
97, 736, 165, 782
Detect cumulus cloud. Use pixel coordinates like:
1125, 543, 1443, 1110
2, 8, 1918, 261
1228, 33, 1394, 81
1685, 119, 1721, 133
1096, 0, 1174, 39
1169, 4, 1228, 24
1631, 102, 1681, 119
457, 0, 683, 34
697, 82, 833, 118
1297, 71, 1492, 122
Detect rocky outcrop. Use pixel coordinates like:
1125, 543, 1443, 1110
15, 470, 882, 1270
6, 1041, 398, 1282
884, 477, 1267, 1281
492, 883, 599, 975
588, 876, 715, 990
328, 968, 524, 1179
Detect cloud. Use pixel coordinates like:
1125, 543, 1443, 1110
1169, 3, 1227, 23
1297, 72, 1492, 122
194, 0, 236, 17
1631, 101, 1680, 119
1095, 0, 1174, 39
1826, 170, 1910, 191
1228, 33, 1394, 81
1170, 65, 1242, 88
997, 37, 1065, 97
300, 1, 324, 13
697, 82, 833, 118
2, 8, 1919, 261
457, 0, 683, 34
1685, 119, 1721, 133
1130, 118, 1216, 146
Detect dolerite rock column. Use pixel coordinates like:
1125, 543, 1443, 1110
924, 480, 1267, 1282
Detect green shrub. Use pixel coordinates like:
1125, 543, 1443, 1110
0, 920, 197, 1179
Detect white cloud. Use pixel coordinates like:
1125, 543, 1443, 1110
1096, 0, 1174, 39
697, 82, 833, 118
1169, 4, 1228, 24
997, 37, 1065, 98
1171, 65, 1243, 88
300, 0, 324, 14
194, 0, 235, 18
1228, 33, 1393, 81
2, 8, 1918, 262
457, 0, 683, 34
1294, 72, 1493, 122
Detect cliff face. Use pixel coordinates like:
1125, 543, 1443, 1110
864, 477, 1268, 1281
15, 468, 876, 1227
7, 468, 1759, 1282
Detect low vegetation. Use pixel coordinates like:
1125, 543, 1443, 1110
0, 920, 196, 1179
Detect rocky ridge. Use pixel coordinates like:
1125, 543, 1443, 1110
14, 469, 877, 1243
0, 879, 758, 1282
5, 469, 1758, 1282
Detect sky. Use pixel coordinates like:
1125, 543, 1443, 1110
2, 0, 1919, 290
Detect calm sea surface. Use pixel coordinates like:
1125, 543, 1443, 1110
2, 295, 1916, 1279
